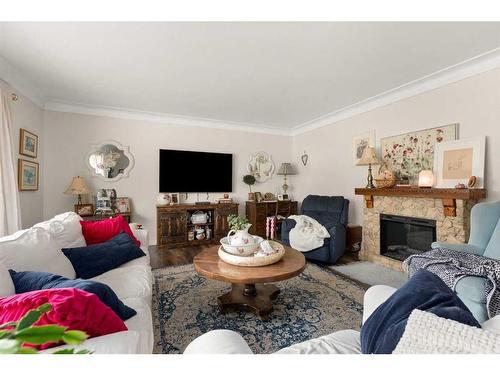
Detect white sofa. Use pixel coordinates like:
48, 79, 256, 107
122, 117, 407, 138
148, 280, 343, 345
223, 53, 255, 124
185, 284, 500, 354
0, 212, 153, 354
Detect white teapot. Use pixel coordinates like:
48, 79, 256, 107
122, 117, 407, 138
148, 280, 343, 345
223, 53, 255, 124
227, 224, 255, 246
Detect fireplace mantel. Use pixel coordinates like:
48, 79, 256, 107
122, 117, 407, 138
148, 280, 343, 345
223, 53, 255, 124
355, 187, 487, 217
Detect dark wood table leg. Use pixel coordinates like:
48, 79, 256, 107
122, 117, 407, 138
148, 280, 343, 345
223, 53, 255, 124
217, 283, 280, 319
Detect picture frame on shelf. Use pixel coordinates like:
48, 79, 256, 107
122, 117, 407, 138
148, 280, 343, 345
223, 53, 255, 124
18, 159, 39, 191
170, 193, 179, 204
19, 128, 38, 158
254, 192, 263, 202
74, 203, 94, 217
433, 137, 485, 188
116, 197, 131, 213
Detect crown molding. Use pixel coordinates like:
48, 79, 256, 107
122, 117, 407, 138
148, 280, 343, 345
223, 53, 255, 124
291, 47, 500, 136
44, 100, 291, 136
0, 55, 45, 108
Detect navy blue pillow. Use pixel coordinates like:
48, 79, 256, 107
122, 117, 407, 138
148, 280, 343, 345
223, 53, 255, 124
8, 269, 136, 320
360, 269, 480, 354
62, 232, 146, 279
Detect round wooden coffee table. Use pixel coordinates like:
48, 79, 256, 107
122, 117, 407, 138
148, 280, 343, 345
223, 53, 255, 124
194, 244, 306, 319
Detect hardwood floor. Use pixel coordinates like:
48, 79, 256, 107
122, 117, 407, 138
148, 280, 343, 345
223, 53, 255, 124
148, 244, 360, 269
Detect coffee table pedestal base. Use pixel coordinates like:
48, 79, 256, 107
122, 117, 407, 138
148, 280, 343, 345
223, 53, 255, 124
217, 283, 280, 319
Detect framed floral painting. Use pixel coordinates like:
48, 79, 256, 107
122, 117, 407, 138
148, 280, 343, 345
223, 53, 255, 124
380, 124, 458, 182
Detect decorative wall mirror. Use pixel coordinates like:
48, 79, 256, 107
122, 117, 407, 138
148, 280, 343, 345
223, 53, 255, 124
86, 140, 135, 181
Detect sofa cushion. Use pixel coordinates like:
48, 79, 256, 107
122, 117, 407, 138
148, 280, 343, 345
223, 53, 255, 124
0, 262, 15, 297
34, 211, 86, 249
455, 275, 489, 304
0, 288, 127, 349
91, 265, 152, 300
9, 269, 136, 320
276, 329, 361, 354
80, 215, 140, 246
0, 227, 76, 279
62, 232, 146, 279
360, 269, 480, 354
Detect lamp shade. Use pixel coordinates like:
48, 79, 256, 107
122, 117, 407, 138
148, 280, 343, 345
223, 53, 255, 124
418, 170, 434, 188
277, 163, 297, 176
356, 147, 381, 166
64, 176, 91, 195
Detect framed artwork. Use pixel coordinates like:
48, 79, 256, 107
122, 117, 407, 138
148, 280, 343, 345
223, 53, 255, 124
353, 131, 375, 165
19, 129, 38, 158
254, 192, 263, 202
170, 193, 179, 204
74, 204, 94, 217
18, 159, 39, 191
380, 124, 458, 181
247, 152, 275, 183
434, 137, 485, 188
116, 197, 131, 213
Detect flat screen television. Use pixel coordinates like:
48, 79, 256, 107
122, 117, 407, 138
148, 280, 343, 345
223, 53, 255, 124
159, 149, 233, 193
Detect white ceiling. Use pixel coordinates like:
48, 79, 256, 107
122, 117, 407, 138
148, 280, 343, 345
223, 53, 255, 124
1, 22, 500, 131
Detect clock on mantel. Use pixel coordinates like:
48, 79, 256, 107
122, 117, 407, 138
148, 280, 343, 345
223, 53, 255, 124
354, 187, 487, 217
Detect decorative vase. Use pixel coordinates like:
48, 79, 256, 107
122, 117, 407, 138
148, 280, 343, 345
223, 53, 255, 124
227, 225, 254, 246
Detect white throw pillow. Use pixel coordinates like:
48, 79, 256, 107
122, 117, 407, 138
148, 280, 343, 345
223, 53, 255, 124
34, 211, 86, 249
0, 227, 76, 279
0, 262, 15, 297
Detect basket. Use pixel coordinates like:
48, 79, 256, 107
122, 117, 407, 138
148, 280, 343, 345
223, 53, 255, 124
374, 178, 397, 188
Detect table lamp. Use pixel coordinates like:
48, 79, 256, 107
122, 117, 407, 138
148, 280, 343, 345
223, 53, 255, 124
64, 176, 91, 205
277, 163, 297, 196
356, 147, 381, 189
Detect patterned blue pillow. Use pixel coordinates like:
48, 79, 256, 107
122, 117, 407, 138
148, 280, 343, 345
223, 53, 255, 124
8, 269, 136, 320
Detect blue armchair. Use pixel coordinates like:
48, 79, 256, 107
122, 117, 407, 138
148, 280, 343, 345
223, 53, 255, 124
431, 201, 500, 322
281, 195, 349, 264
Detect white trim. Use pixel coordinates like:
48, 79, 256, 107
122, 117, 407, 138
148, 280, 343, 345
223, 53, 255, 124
44, 101, 291, 136
0, 56, 45, 108
291, 48, 500, 136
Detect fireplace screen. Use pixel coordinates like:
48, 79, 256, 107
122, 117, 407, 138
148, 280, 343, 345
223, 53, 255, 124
380, 214, 436, 261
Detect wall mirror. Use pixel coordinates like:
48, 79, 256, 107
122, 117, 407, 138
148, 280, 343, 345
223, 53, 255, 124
86, 140, 135, 181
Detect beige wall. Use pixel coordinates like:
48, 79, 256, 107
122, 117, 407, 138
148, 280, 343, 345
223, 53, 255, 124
43, 111, 292, 244
292, 67, 500, 226
1, 82, 44, 228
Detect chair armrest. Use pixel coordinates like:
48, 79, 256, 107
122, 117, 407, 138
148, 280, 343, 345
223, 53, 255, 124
183, 330, 253, 354
362, 285, 397, 324
431, 241, 484, 256
280, 218, 297, 245
327, 224, 347, 263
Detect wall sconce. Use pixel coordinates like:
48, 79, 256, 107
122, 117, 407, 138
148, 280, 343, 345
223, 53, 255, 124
418, 170, 434, 188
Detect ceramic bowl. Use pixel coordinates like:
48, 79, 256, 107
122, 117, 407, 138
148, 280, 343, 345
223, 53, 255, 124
220, 235, 263, 256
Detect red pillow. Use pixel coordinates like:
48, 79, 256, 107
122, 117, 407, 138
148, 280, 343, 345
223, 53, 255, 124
80, 216, 140, 246
0, 288, 128, 349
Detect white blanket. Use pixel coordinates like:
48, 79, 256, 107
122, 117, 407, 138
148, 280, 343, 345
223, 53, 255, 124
287, 215, 330, 252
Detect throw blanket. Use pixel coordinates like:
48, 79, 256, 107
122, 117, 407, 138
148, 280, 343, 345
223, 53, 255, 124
403, 248, 500, 319
287, 215, 330, 252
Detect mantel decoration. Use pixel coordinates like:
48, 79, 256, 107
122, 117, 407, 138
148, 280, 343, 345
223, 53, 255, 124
247, 152, 275, 183
433, 137, 485, 188
356, 147, 381, 189
86, 140, 135, 182
380, 124, 457, 184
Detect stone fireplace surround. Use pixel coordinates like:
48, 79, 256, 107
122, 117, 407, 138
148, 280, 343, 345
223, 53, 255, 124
354, 187, 487, 271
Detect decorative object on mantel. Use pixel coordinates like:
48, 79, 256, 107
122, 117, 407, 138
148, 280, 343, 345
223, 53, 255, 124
353, 130, 375, 166
277, 163, 297, 196
18, 159, 39, 191
356, 147, 381, 189
86, 140, 135, 182
455, 183, 466, 189
374, 169, 397, 188
301, 151, 309, 166
19, 128, 38, 158
243, 174, 256, 201
433, 137, 485, 188
468, 176, 477, 188
247, 152, 275, 183
64, 176, 90, 205
381, 124, 457, 184
418, 170, 434, 188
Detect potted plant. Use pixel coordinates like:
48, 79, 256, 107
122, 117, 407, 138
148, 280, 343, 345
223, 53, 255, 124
226, 214, 254, 246
243, 174, 256, 201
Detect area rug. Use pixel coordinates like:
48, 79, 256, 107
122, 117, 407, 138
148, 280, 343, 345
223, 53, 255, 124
152, 263, 366, 354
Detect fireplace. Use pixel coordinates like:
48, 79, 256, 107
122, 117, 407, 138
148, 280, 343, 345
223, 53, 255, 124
380, 214, 436, 261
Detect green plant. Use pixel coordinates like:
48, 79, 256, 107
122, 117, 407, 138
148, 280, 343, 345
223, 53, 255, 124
227, 214, 250, 231
242, 174, 256, 193
0, 303, 89, 354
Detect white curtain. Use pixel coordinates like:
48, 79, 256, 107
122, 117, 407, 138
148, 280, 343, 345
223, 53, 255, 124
0, 88, 21, 236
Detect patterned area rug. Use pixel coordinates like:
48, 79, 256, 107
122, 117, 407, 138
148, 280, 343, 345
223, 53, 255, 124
152, 263, 366, 354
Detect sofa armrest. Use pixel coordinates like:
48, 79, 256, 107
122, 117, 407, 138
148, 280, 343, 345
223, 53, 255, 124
431, 241, 484, 256
362, 285, 397, 324
131, 228, 149, 248
183, 330, 253, 354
